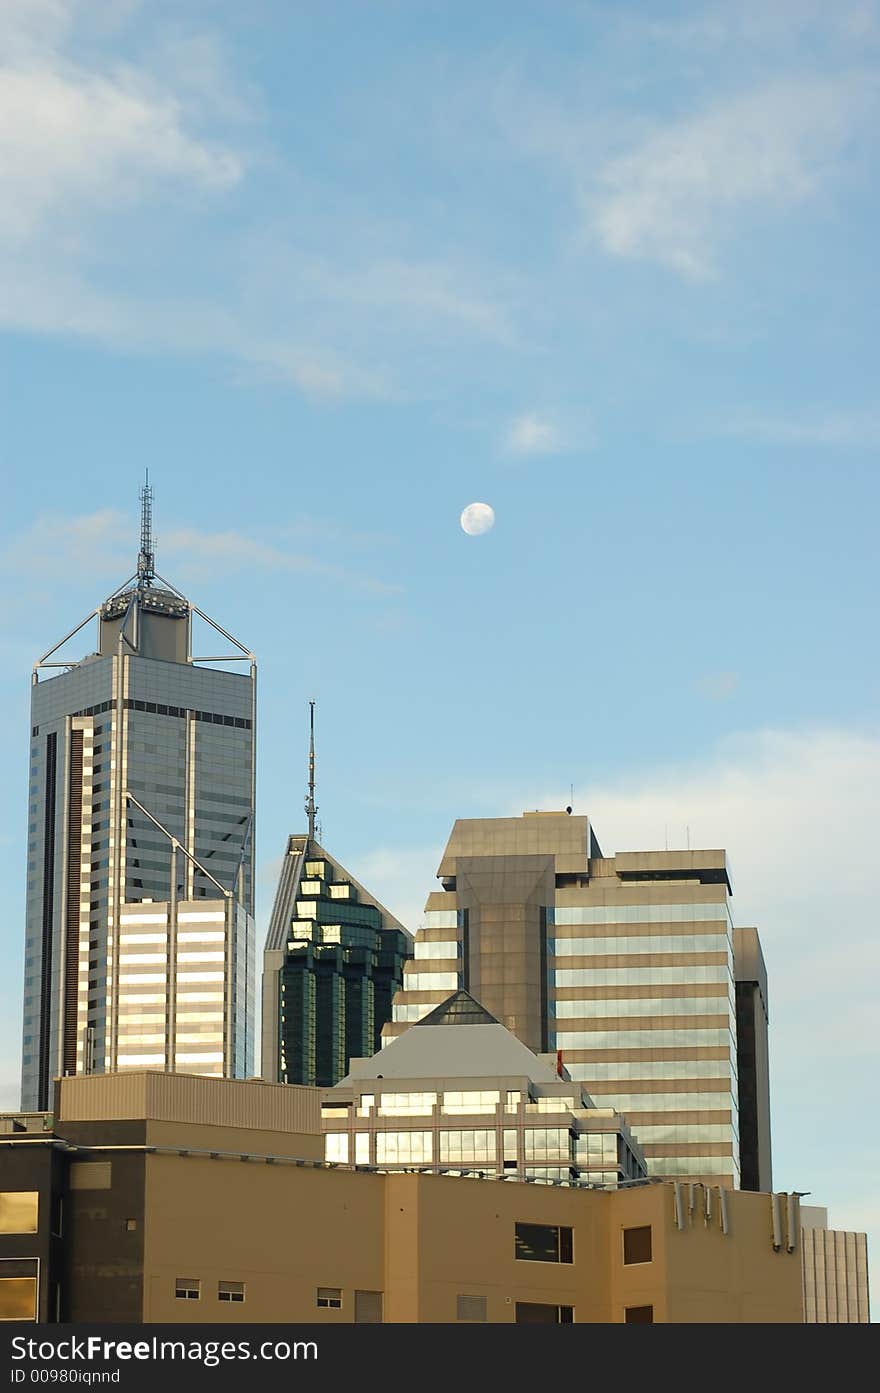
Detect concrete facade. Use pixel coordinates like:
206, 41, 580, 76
388, 811, 772, 1191
0, 1073, 804, 1325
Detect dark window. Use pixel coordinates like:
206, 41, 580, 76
625, 1305, 654, 1323
515, 1222, 573, 1264
175, 1279, 200, 1300
218, 1281, 244, 1303
316, 1287, 342, 1309
623, 1225, 652, 1265
515, 1303, 574, 1324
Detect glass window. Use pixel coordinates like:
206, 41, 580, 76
625, 1305, 654, 1323
175, 1278, 200, 1300
442, 1090, 500, 1115
354, 1133, 370, 1165
514, 1223, 573, 1264
0, 1192, 38, 1234
439, 1130, 496, 1165
375, 1131, 433, 1165
515, 1302, 574, 1323
0, 1278, 37, 1322
316, 1288, 342, 1309
325, 1134, 348, 1163
377, 1092, 437, 1116
218, 1281, 245, 1302
552, 903, 729, 925
623, 1226, 652, 1265
403, 972, 458, 991
414, 939, 459, 960
506, 1091, 521, 1110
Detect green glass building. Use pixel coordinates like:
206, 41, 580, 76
262, 838, 412, 1086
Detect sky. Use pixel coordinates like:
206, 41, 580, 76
0, 0, 878, 1312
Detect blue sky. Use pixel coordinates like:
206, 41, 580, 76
1, 0, 878, 1309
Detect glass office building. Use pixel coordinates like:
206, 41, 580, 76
262, 837, 412, 1087
21, 491, 256, 1110
323, 989, 646, 1187
386, 811, 771, 1190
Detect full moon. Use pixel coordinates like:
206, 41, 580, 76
460, 502, 495, 536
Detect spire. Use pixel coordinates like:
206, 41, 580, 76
137, 470, 155, 588
305, 700, 318, 842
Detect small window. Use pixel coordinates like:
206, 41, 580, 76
0, 1278, 37, 1322
457, 1294, 487, 1322
625, 1305, 654, 1323
354, 1290, 383, 1323
623, 1226, 652, 1265
218, 1281, 245, 1303
175, 1279, 200, 1301
515, 1302, 574, 1324
316, 1287, 342, 1309
514, 1222, 573, 1264
0, 1192, 38, 1235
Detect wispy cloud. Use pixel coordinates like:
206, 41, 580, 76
505, 412, 567, 456
0, 4, 519, 399
695, 671, 740, 702
589, 77, 873, 277
0, 511, 402, 601
723, 411, 880, 448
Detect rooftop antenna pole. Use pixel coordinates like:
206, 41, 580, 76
305, 700, 318, 843
137, 470, 155, 588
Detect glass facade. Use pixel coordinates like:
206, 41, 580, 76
278, 855, 411, 1087
22, 601, 256, 1109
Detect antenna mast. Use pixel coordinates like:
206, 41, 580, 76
305, 700, 318, 842
137, 471, 155, 587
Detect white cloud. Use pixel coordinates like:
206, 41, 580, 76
505, 412, 566, 456
590, 78, 871, 277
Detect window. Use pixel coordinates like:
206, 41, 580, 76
218, 1281, 245, 1303
623, 1226, 652, 1265
354, 1290, 383, 1323
625, 1305, 654, 1323
316, 1288, 342, 1309
457, 1294, 487, 1322
514, 1223, 573, 1264
515, 1303, 574, 1324
175, 1278, 200, 1300
0, 1278, 37, 1322
0, 1192, 38, 1234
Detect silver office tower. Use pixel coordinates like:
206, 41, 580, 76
21, 485, 256, 1110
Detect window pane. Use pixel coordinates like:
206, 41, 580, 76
0, 1192, 38, 1234
623, 1226, 652, 1265
625, 1305, 654, 1323
514, 1222, 572, 1263
0, 1278, 37, 1322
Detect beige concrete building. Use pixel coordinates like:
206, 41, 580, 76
387, 811, 769, 1189
800, 1206, 870, 1323
0, 1072, 804, 1324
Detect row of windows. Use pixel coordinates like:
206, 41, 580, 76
413, 939, 460, 960
587, 1091, 736, 1111
176, 1279, 244, 1302
555, 1028, 735, 1048
402, 971, 459, 991
61, 697, 252, 729
553, 966, 731, 990
552, 995, 734, 1019
551, 903, 729, 925
553, 934, 730, 959
576, 1061, 732, 1081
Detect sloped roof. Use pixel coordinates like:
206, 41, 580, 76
343, 991, 561, 1084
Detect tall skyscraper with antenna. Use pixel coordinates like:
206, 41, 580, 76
21, 481, 256, 1110
261, 705, 412, 1087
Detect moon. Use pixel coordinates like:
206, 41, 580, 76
460, 502, 495, 536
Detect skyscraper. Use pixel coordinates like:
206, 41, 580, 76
386, 810, 772, 1189
261, 706, 412, 1086
21, 482, 256, 1110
